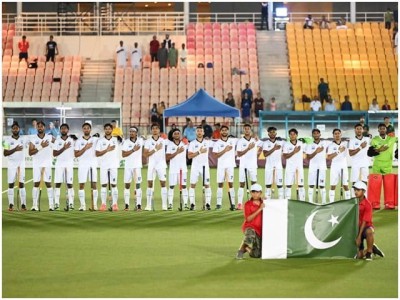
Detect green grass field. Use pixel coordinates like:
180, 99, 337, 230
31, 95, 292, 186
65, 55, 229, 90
2, 168, 398, 298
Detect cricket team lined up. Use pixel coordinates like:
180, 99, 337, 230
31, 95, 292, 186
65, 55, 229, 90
3, 120, 390, 212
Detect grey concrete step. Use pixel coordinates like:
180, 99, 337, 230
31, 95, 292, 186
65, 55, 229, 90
79, 59, 115, 103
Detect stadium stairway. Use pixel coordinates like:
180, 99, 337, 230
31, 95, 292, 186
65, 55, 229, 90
79, 59, 114, 102
257, 31, 292, 110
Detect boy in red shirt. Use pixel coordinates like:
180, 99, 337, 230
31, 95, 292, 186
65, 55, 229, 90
354, 181, 385, 261
18, 35, 29, 62
236, 183, 264, 259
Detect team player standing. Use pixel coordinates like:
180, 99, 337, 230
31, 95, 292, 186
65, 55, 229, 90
3, 121, 394, 211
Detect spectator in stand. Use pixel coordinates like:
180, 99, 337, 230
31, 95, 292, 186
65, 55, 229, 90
253, 92, 264, 118
183, 120, 196, 142
168, 124, 178, 141
54, 120, 60, 136
150, 35, 160, 62
131, 42, 142, 69
45, 35, 58, 62
27, 119, 38, 135
28, 57, 38, 69
182, 117, 191, 133
303, 14, 315, 29
158, 101, 167, 130
46, 122, 60, 137
359, 117, 371, 138
168, 42, 178, 68
310, 96, 322, 111
116, 40, 127, 68
242, 83, 253, 100
341, 95, 353, 111
382, 99, 391, 110
384, 116, 395, 137
369, 98, 380, 111
179, 43, 187, 68
163, 33, 172, 50
385, 8, 394, 30
260, 2, 269, 30
324, 97, 336, 111
150, 103, 159, 123
317, 78, 329, 105
201, 119, 213, 139
212, 123, 221, 139
225, 92, 236, 107
111, 120, 123, 138
241, 93, 252, 124
157, 42, 168, 68
319, 15, 331, 29
269, 96, 277, 111
336, 17, 348, 29
18, 35, 29, 62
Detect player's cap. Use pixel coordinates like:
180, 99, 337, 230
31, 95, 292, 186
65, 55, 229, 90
353, 181, 367, 191
129, 126, 138, 132
250, 184, 263, 192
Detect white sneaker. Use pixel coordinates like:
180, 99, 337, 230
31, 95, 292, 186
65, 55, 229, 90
31, 206, 39, 211
144, 206, 152, 211
93, 206, 98, 211
162, 206, 168, 211
79, 206, 86, 211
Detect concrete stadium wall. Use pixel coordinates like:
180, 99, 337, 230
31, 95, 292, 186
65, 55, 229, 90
12, 35, 187, 60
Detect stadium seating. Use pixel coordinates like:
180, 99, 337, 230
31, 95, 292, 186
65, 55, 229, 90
2, 53, 82, 103
115, 22, 259, 127
2, 23, 14, 55
287, 22, 398, 111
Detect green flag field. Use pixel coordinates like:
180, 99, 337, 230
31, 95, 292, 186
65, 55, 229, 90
2, 167, 398, 298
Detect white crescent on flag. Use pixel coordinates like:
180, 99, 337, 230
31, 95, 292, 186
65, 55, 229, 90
304, 211, 342, 249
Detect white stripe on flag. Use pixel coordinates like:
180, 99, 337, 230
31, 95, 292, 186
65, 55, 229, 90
262, 199, 288, 259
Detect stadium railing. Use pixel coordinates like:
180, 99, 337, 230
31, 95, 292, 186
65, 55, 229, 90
258, 110, 398, 139
4, 11, 387, 37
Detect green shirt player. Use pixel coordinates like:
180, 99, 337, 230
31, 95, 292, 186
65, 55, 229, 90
370, 123, 398, 175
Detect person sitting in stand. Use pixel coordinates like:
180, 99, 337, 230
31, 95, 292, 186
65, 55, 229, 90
304, 14, 315, 29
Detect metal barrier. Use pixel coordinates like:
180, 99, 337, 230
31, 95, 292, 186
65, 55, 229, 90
258, 111, 398, 139
287, 12, 385, 23
3, 11, 388, 36
12, 12, 185, 36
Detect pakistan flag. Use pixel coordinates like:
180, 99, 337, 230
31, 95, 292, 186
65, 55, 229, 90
262, 199, 358, 259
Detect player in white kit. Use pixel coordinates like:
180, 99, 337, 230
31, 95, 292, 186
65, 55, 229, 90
121, 126, 144, 211
326, 128, 351, 202
143, 123, 168, 211
213, 125, 237, 210
3, 122, 27, 211
95, 123, 121, 211
187, 126, 213, 210
348, 123, 370, 197
74, 122, 99, 211
305, 128, 329, 203
262, 126, 285, 200
282, 128, 306, 200
28, 121, 55, 211
236, 124, 263, 209
53, 123, 76, 210
166, 128, 189, 210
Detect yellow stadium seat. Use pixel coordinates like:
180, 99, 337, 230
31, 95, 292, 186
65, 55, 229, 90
294, 102, 304, 111
359, 101, 369, 110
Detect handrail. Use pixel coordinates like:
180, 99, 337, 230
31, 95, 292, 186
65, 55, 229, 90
258, 110, 398, 139
11, 12, 186, 36
287, 11, 385, 23
3, 11, 387, 36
